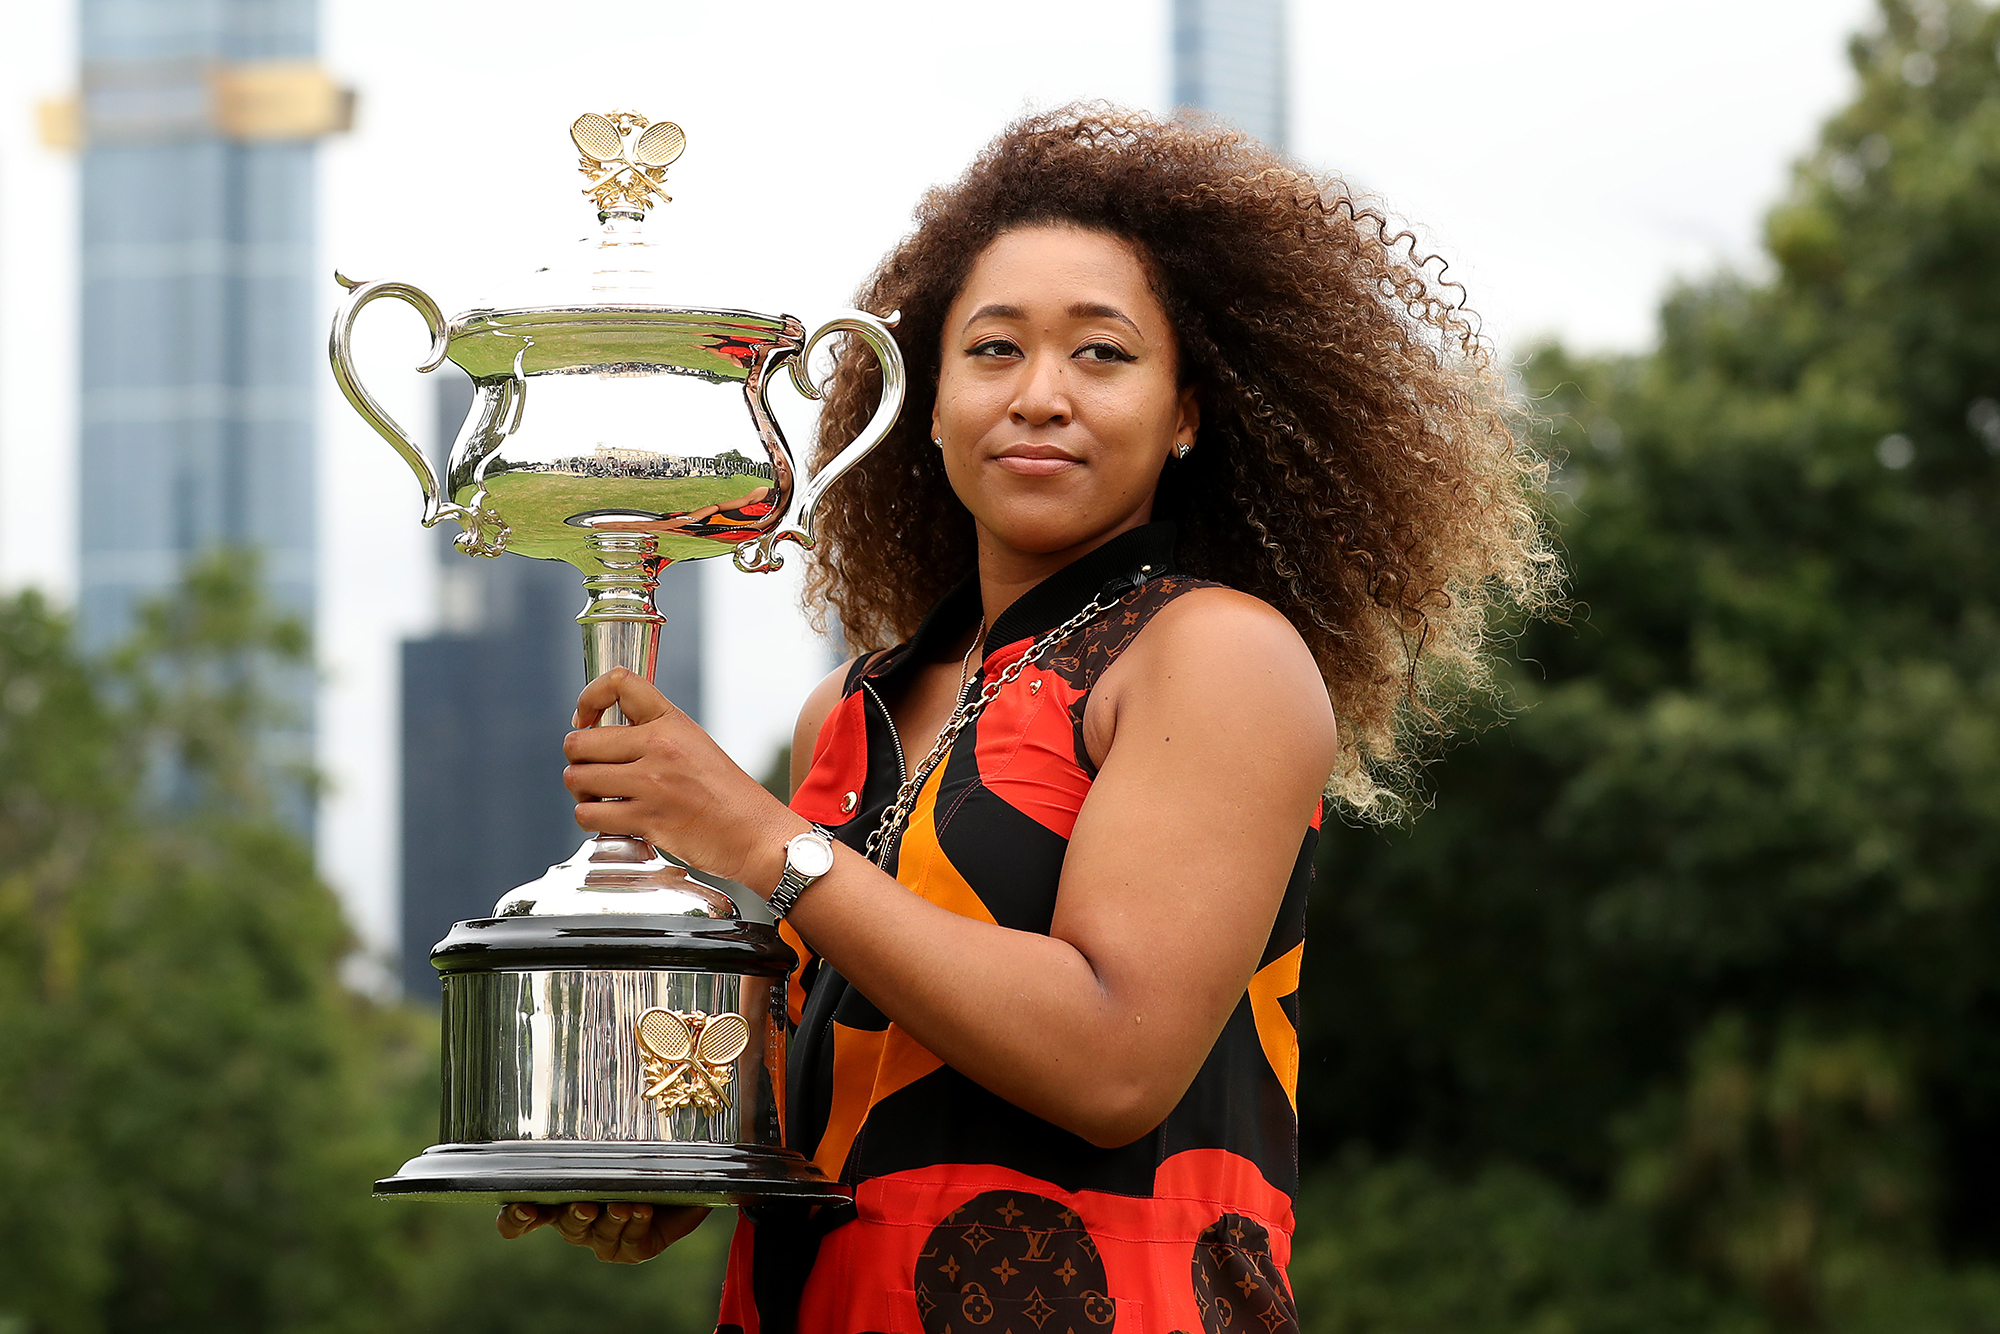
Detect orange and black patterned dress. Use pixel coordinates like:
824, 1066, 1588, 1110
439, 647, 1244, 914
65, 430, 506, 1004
715, 524, 1318, 1334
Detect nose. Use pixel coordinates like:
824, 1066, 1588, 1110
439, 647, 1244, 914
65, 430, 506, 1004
1008, 350, 1072, 428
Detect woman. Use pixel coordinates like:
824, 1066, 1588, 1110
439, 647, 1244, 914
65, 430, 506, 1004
499, 107, 1551, 1332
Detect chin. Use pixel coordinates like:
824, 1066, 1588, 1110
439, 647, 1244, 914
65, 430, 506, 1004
979, 504, 1133, 556
958, 466, 1159, 556
1008, 529, 1103, 556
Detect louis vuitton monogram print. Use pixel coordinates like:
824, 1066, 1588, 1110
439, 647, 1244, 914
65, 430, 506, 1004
1042, 575, 1223, 692
916, 1191, 1116, 1334
1190, 1214, 1298, 1334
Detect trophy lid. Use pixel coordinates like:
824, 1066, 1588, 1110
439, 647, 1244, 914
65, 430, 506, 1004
471, 110, 688, 311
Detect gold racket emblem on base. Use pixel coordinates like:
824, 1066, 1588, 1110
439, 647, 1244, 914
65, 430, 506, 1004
636, 1008, 751, 1116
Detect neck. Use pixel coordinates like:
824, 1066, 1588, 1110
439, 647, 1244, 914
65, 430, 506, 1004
973, 510, 1153, 636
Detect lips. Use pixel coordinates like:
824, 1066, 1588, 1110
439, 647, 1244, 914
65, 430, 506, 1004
993, 443, 1082, 477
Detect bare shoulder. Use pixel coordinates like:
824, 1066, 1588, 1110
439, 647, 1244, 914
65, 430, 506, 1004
1125, 585, 1326, 699
1088, 585, 1337, 770
1140, 583, 1308, 652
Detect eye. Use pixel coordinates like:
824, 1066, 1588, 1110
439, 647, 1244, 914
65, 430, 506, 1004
968, 337, 1019, 358
1076, 341, 1136, 363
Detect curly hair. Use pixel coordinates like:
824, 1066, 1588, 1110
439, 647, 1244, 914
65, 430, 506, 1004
805, 105, 1555, 813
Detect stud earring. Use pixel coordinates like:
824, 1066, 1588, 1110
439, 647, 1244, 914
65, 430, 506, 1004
932, 435, 943, 448
1174, 442, 1192, 460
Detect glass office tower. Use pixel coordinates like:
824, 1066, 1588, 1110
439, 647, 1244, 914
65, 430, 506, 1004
76, 0, 345, 822
1172, 0, 1289, 150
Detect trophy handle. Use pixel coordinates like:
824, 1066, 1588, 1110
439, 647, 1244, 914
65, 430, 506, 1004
328, 272, 470, 530
734, 309, 906, 574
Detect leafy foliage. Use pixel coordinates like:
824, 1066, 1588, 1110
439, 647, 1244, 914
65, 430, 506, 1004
1289, 1157, 1745, 1334
0, 557, 726, 1332
1294, 2, 2000, 1330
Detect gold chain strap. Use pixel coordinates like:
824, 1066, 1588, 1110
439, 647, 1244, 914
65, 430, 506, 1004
863, 593, 1120, 867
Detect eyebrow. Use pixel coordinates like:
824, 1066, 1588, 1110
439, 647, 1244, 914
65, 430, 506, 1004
1067, 301, 1141, 335
961, 301, 1144, 336
964, 303, 1025, 328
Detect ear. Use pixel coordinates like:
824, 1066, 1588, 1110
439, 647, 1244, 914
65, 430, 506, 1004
1173, 384, 1200, 452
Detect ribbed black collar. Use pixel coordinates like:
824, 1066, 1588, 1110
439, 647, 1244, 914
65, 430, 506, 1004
868, 522, 1180, 682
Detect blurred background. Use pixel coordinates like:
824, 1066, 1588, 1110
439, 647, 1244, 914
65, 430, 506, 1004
7, 0, 1999, 1329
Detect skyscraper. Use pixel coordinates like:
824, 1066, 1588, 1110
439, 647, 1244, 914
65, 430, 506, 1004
71, 0, 348, 818
1172, 0, 1289, 150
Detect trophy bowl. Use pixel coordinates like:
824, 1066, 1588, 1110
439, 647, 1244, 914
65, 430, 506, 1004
332, 293, 899, 574
334, 111, 899, 1207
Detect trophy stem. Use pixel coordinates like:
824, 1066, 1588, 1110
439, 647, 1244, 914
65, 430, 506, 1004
575, 531, 664, 870
577, 532, 667, 724
490, 529, 731, 917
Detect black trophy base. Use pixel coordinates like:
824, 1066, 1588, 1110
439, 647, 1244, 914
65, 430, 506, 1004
375, 1141, 850, 1207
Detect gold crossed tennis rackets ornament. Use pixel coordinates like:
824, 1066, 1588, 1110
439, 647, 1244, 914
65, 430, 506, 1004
572, 111, 687, 212
636, 1007, 751, 1115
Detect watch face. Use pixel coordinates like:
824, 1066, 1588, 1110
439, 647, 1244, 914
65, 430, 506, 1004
789, 832, 835, 879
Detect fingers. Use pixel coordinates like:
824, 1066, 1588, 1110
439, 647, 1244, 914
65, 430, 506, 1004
496, 1202, 556, 1239
586, 1202, 661, 1264
555, 1201, 653, 1263
496, 1201, 710, 1264
563, 725, 651, 764
564, 760, 643, 803
574, 793, 639, 834
575, 668, 675, 728
604, 1203, 710, 1263
553, 1201, 602, 1246
605, 1202, 656, 1263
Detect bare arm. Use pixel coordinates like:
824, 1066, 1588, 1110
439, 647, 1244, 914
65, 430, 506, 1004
564, 590, 1335, 1147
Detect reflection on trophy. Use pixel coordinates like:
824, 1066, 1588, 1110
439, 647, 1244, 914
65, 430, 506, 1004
331, 111, 902, 1204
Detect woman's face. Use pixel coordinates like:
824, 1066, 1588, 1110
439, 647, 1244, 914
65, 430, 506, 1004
932, 225, 1198, 559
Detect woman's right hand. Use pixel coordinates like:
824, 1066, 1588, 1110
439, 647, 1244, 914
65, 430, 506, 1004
496, 1201, 710, 1264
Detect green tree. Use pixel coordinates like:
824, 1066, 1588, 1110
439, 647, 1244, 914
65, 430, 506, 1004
0, 559, 727, 1332
0, 560, 395, 1333
1295, 2, 2000, 1329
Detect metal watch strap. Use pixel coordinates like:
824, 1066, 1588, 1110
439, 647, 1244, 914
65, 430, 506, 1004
768, 825, 836, 920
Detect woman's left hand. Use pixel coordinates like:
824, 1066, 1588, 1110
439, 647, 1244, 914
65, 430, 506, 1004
497, 1201, 709, 1264
563, 668, 801, 889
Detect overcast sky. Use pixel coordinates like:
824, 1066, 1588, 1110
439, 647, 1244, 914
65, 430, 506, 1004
0, 0, 1878, 964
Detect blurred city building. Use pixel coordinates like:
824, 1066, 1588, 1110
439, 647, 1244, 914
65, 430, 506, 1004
1173, 0, 1288, 150
397, 374, 704, 998
53, 0, 350, 825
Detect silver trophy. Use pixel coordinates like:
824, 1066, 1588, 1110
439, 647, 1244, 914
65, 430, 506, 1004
331, 112, 901, 1204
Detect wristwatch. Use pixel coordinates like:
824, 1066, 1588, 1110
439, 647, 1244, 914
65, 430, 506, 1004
768, 826, 837, 920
